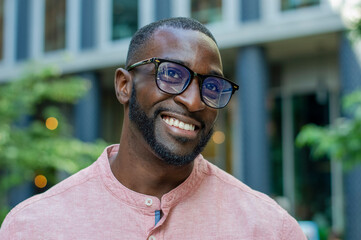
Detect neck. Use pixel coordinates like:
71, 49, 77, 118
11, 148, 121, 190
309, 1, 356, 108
110, 131, 194, 200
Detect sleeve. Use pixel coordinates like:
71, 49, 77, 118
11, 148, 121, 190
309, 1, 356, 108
281, 212, 308, 240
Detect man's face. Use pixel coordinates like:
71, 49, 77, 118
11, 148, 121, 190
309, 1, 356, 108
129, 84, 214, 166
128, 27, 221, 166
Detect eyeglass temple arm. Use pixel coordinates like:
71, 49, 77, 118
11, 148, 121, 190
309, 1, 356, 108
126, 58, 157, 71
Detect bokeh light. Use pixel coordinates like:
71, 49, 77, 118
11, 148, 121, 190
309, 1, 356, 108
34, 175, 47, 188
212, 131, 225, 144
46, 117, 58, 130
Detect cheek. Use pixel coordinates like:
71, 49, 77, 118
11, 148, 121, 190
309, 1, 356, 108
205, 109, 218, 127
136, 84, 170, 115
135, 79, 166, 108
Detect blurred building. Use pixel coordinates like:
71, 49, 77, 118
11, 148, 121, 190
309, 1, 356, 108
1, 0, 360, 239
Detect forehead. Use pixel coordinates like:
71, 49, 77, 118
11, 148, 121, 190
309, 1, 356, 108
142, 27, 223, 74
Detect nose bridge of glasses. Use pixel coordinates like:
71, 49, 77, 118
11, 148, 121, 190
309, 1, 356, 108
174, 73, 205, 111
189, 71, 204, 90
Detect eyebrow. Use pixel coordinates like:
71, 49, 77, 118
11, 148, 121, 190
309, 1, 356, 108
164, 57, 224, 77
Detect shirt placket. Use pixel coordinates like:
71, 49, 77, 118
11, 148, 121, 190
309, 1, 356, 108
143, 196, 163, 240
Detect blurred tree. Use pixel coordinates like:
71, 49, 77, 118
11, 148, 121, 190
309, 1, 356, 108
297, 1, 361, 170
296, 89, 361, 170
344, 1, 361, 41
0, 64, 108, 223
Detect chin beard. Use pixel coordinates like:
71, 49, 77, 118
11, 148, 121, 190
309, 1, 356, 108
128, 85, 213, 166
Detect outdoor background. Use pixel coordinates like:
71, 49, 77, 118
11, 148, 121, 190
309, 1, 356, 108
1, 0, 361, 240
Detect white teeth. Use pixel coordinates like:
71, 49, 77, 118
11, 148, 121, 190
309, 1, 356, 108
163, 117, 196, 131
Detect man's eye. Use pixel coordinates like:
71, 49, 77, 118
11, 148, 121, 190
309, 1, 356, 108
205, 83, 220, 92
159, 68, 185, 83
167, 70, 181, 79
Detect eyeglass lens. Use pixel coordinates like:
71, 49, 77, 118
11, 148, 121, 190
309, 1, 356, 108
156, 62, 233, 108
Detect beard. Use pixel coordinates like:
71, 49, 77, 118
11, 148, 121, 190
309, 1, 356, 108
128, 85, 213, 166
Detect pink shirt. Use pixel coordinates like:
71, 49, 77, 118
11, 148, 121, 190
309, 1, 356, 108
0, 145, 306, 239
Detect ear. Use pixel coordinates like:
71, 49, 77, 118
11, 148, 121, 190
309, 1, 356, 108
114, 68, 132, 104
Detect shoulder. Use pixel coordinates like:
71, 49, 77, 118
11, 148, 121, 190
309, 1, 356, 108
1, 144, 120, 224
1, 160, 100, 230
199, 158, 276, 206
195, 157, 306, 239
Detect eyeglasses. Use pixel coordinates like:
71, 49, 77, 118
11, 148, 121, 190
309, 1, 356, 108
126, 58, 239, 109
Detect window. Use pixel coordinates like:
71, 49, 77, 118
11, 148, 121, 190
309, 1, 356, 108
281, 0, 320, 11
0, 0, 4, 60
269, 96, 283, 196
16, 0, 30, 61
44, 0, 66, 52
112, 0, 138, 40
191, 0, 222, 24
269, 91, 332, 231
292, 94, 331, 224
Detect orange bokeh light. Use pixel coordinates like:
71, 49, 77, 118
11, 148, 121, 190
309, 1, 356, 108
34, 175, 47, 188
212, 131, 225, 144
46, 117, 58, 130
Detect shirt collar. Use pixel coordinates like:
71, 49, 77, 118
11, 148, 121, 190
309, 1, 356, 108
97, 144, 207, 211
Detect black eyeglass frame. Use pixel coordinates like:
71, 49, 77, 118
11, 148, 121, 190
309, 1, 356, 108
126, 57, 239, 109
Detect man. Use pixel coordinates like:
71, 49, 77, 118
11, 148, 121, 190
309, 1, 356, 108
0, 17, 306, 239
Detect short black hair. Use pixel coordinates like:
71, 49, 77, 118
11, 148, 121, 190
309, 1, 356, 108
125, 17, 217, 68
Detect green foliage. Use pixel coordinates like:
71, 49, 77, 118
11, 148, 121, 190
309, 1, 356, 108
354, 17, 361, 40
296, 90, 361, 170
0, 64, 108, 223
347, 3, 361, 41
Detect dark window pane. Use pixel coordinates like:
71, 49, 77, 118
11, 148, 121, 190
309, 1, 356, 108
191, 0, 222, 24
112, 0, 138, 40
269, 96, 283, 196
16, 0, 30, 61
44, 0, 66, 52
281, 0, 320, 11
80, 0, 96, 50
293, 94, 331, 224
0, 0, 4, 60
155, 0, 171, 21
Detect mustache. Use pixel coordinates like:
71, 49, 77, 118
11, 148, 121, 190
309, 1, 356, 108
153, 107, 206, 129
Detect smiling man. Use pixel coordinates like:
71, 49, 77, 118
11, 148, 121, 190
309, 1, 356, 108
0, 18, 306, 239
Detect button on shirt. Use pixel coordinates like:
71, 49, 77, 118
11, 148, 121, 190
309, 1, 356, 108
145, 198, 153, 206
0, 145, 307, 239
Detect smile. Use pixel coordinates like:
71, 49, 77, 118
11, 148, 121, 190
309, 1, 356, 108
162, 116, 196, 131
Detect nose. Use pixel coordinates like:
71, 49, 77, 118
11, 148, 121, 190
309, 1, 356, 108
173, 78, 206, 112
